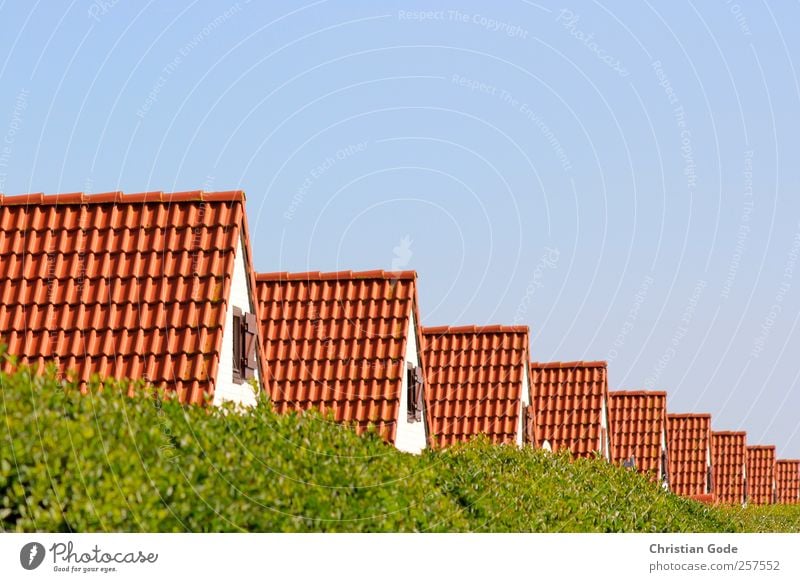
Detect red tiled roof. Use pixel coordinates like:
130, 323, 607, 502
666, 414, 712, 497
747, 446, 776, 505
608, 391, 667, 480
776, 459, 800, 504
711, 431, 747, 505
528, 361, 610, 458
254, 270, 420, 443
421, 325, 530, 448
690, 493, 716, 504
0, 190, 262, 404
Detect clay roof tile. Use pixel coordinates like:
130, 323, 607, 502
776, 459, 800, 504
421, 325, 530, 448
666, 413, 713, 498
528, 360, 610, 458
254, 269, 421, 444
747, 445, 777, 505
608, 390, 667, 480
711, 431, 747, 504
0, 190, 255, 402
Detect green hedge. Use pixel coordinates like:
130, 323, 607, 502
0, 361, 794, 532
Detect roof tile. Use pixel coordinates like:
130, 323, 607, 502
422, 325, 530, 448
529, 361, 610, 458
776, 459, 800, 504
667, 414, 712, 497
608, 391, 667, 480
747, 446, 776, 505
254, 270, 419, 444
711, 431, 747, 505
0, 190, 253, 402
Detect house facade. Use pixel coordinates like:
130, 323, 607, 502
254, 270, 428, 453
421, 325, 531, 448
0, 190, 265, 405
608, 391, 668, 484
528, 361, 611, 459
711, 431, 748, 505
666, 414, 713, 500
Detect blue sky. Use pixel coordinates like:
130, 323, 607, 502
1, 1, 799, 456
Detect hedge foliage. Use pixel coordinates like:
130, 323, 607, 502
0, 362, 796, 532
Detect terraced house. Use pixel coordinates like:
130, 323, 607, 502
528, 361, 611, 459
421, 325, 531, 448
254, 270, 428, 453
0, 191, 265, 406
608, 390, 668, 485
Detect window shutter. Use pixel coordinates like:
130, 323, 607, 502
243, 312, 258, 380
413, 367, 424, 422
406, 364, 416, 423
521, 405, 529, 445
232, 307, 243, 383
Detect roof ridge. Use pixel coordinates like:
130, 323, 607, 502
610, 390, 667, 397
712, 430, 747, 436
668, 413, 712, 418
530, 360, 607, 369
255, 269, 417, 281
776, 458, 800, 463
421, 324, 529, 335
747, 444, 776, 450
0, 190, 245, 206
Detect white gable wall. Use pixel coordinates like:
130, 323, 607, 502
516, 360, 531, 447
395, 309, 427, 454
213, 232, 260, 408
600, 396, 610, 460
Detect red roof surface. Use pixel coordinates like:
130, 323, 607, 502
711, 431, 747, 505
608, 391, 667, 480
776, 459, 800, 504
666, 414, 712, 498
528, 361, 610, 458
421, 325, 530, 448
0, 190, 261, 403
747, 446, 776, 505
254, 270, 421, 443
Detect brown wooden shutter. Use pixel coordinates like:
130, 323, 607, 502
413, 367, 424, 422
521, 405, 529, 445
232, 307, 243, 383
243, 312, 258, 380
406, 364, 415, 422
